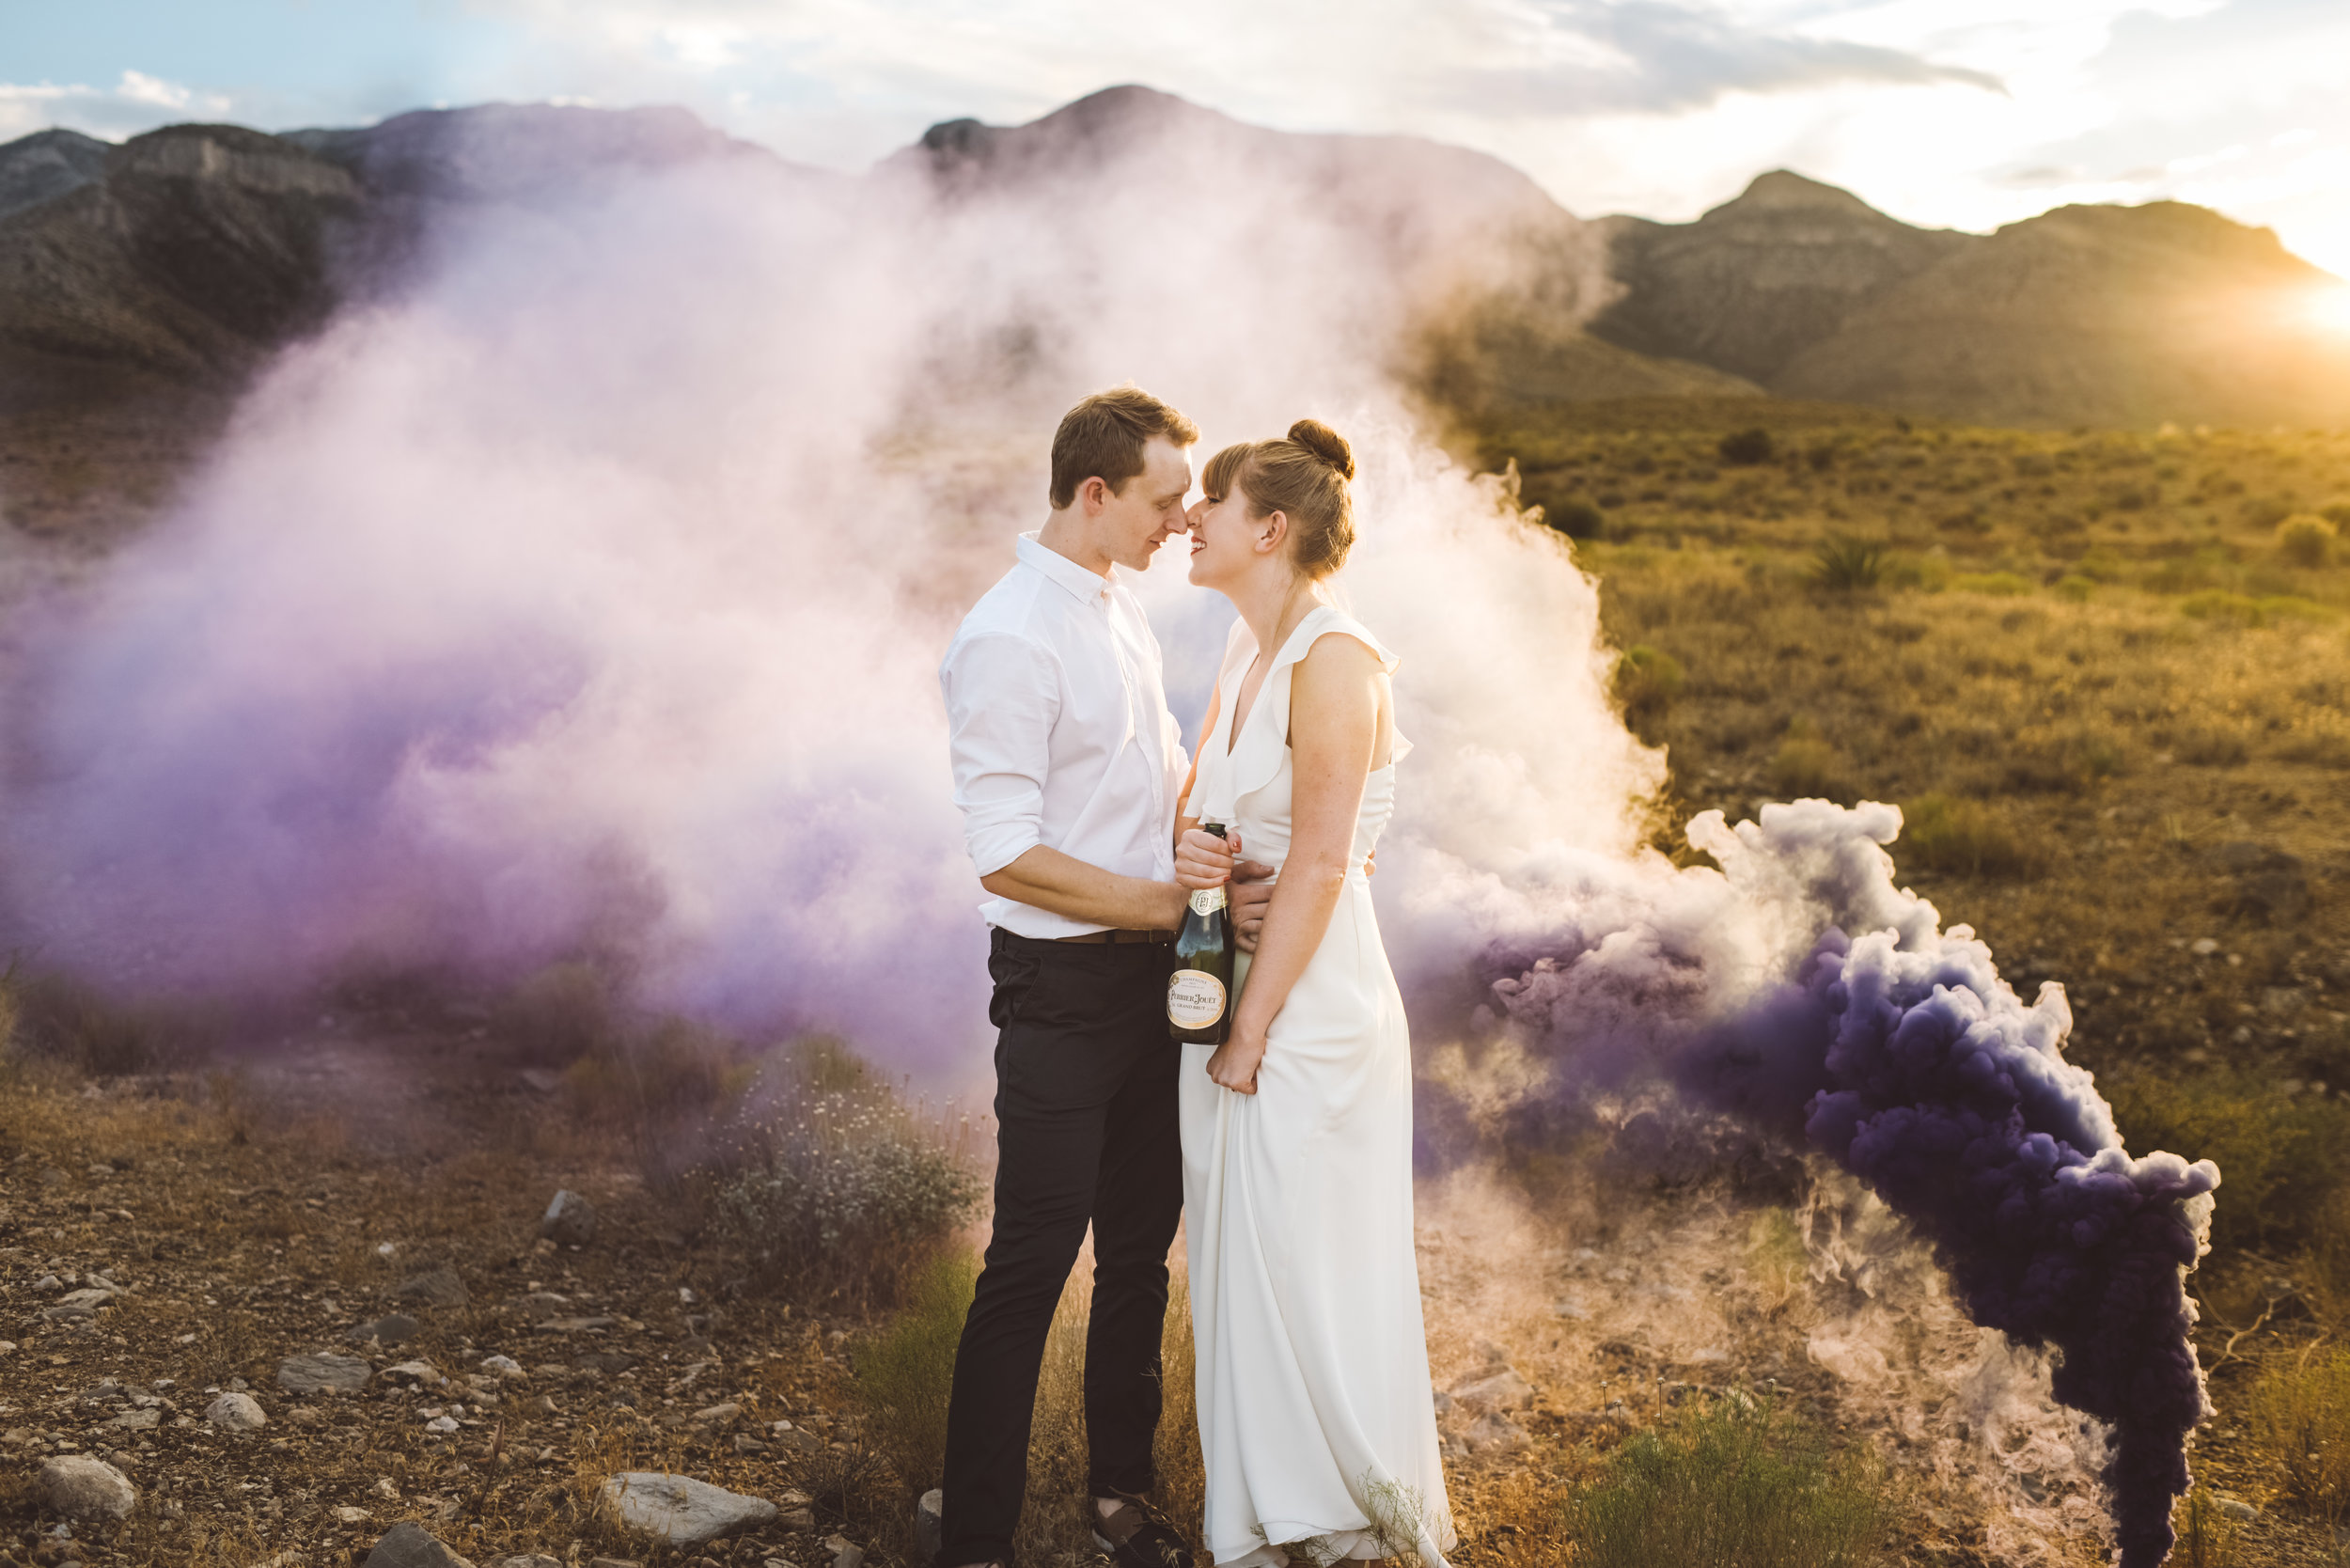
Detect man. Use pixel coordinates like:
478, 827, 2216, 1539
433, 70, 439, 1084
933, 384, 1208, 1568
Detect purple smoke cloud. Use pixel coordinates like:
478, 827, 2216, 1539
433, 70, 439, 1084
1478, 801, 2218, 1566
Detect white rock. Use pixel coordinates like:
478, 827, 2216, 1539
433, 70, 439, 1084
603, 1471, 778, 1544
540, 1189, 598, 1247
337, 1505, 374, 1523
207, 1392, 269, 1430
383, 1359, 445, 1386
39, 1454, 137, 1519
424, 1415, 462, 1434
277, 1353, 372, 1394
478, 1355, 525, 1377
1451, 1368, 1534, 1414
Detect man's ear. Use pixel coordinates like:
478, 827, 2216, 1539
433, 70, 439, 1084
1080, 475, 1108, 516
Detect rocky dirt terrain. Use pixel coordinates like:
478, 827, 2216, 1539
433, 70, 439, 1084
0, 1044, 897, 1568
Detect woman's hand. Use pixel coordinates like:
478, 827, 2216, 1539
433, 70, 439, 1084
1205, 1025, 1265, 1095
1174, 825, 1239, 892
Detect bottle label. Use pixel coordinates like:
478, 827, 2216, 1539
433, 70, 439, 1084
1167, 969, 1228, 1029
1189, 886, 1228, 916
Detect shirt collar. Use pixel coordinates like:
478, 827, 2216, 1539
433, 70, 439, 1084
1017, 530, 1117, 606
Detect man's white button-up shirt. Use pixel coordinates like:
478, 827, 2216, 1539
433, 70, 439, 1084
939, 531, 1189, 939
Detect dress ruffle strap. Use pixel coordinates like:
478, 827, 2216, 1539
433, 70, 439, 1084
1225, 605, 1411, 806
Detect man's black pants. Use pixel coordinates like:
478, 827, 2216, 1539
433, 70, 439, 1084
935, 927, 1184, 1568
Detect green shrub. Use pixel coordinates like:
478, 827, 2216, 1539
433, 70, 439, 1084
5, 971, 206, 1076
1950, 571, 2033, 596
2276, 512, 2338, 567
2107, 1070, 2350, 1256
1567, 1399, 1888, 1568
713, 1039, 984, 1309
1549, 499, 1606, 539
1614, 644, 1685, 727
1769, 730, 1847, 801
2251, 1345, 2350, 1530
2054, 573, 2097, 602
1809, 536, 1886, 592
2170, 1488, 2242, 1568
2179, 591, 2336, 628
1718, 428, 1775, 465
853, 1247, 979, 1490
1899, 793, 2032, 878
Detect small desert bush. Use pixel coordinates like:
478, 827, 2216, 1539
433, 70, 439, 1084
496, 960, 622, 1064
1613, 644, 1684, 728
5, 970, 207, 1076
2106, 1070, 2350, 1256
1899, 793, 2032, 878
2251, 1345, 2350, 1531
1950, 570, 2033, 596
2170, 1487, 2243, 1568
1567, 1398, 1888, 1568
1549, 498, 1606, 539
854, 1247, 979, 1490
2276, 513, 2338, 568
1718, 428, 1774, 465
1769, 722, 1848, 801
712, 1037, 982, 1308
1810, 536, 1886, 592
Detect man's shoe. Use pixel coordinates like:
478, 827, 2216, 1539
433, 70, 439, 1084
1090, 1494, 1195, 1568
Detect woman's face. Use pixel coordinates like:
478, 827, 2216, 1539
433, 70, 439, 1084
1184, 482, 1268, 589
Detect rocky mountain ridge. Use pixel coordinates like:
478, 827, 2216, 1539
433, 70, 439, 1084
1, 85, 2344, 540
1592, 169, 2350, 429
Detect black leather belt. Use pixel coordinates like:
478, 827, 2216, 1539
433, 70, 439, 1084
1056, 928, 1174, 945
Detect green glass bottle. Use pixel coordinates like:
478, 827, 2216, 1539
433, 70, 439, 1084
1167, 823, 1235, 1044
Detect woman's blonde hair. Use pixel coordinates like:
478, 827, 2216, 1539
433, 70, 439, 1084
1201, 418, 1355, 578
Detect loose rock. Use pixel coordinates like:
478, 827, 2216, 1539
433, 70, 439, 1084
824, 1533, 865, 1568
38, 1454, 137, 1519
278, 1353, 372, 1395
495, 1559, 563, 1568
1451, 1368, 1534, 1414
478, 1355, 524, 1377
540, 1189, 598, 1247
395, 1268, 470, 1308
603, 1471, 777, 1544
347, 1312, 424, 1346
382, 1359, 445, 1387
363, 1522, 478, 1568
205, 1391, 268, 1431
916, 1488, 945, 1560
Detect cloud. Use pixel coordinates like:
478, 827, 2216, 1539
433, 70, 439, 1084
0, 70, 233, 143
1436, 0, 2004, 116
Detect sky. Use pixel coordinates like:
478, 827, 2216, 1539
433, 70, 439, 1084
4, 0, 2348, 277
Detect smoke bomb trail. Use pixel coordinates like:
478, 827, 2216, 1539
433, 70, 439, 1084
1480, 801, 2217, 1565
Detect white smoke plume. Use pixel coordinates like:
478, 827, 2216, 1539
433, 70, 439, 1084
0, 96, 1645, 1079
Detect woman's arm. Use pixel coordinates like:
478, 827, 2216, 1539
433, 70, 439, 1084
1207, 634, 1381, 1092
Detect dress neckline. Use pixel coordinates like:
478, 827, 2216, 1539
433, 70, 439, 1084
1223, 604, 1340, 758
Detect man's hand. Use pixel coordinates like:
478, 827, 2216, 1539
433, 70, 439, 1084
1228, 859, 1277, 951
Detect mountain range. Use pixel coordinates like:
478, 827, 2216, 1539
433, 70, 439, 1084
1, 85, 2345, 534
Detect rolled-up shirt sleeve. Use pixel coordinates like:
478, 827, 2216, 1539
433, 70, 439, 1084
940, 631, 1060, 878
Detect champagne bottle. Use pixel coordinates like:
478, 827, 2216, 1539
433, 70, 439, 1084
1167, 823, 1235, 1044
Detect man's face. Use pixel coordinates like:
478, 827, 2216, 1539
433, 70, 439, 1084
1094, 436, 1195, 572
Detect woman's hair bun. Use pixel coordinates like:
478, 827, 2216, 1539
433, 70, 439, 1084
1287, 418, 1355, 481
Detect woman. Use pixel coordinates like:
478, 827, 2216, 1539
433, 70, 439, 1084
1172, 420, 1453, 1568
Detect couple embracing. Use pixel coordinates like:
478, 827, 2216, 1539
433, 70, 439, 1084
933, 386, 1452, 1568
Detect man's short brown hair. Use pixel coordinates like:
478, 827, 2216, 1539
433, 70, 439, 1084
1049, 384, 1199, 510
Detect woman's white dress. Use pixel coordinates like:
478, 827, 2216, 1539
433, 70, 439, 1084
1181, 604, 1454, 1568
